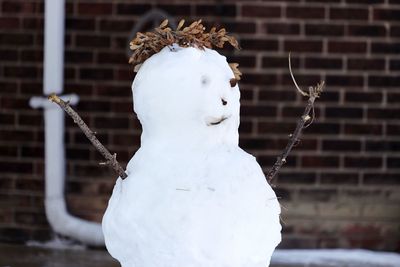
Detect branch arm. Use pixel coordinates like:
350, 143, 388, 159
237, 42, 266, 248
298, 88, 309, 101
48, 94, 128, 179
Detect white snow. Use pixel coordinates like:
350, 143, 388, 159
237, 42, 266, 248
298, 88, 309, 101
26, 236, 85, 250
102, 46, 281, 267
272, 249, 400, 267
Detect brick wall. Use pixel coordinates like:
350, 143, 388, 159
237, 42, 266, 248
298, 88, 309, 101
0, 0, 399, 251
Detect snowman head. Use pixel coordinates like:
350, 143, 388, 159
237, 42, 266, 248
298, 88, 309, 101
132, 46, 240, 148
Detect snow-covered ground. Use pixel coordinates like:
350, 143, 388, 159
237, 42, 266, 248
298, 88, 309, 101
271, 249, 400, 267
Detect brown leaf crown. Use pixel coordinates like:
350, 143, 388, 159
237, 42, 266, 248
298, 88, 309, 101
129, 19, 242, 80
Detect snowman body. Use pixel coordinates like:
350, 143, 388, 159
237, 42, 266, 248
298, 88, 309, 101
102, 46, 281, 267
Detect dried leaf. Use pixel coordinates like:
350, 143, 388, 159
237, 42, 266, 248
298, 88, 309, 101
177, 19, 185, 30
128, 19, 241, 75
159, 19, 168, 28
229, 63, 242, 81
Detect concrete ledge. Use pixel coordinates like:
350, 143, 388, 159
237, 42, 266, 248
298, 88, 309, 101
271, 249, 400, 267
0, 243, 399, 267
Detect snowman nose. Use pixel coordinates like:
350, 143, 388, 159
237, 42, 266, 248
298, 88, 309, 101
221, 98, 227, 106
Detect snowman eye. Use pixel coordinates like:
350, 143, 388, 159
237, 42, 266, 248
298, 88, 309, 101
201, 75, 210, 87
230, 78, 237, 87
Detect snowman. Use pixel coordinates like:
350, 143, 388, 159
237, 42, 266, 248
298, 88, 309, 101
102, 20, 281, 267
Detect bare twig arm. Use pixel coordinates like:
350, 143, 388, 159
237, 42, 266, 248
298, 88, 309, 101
48, 93, 128, 179
266, 55, 324, 184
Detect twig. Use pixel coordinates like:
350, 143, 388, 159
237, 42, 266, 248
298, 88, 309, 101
266, 54, 324, 184
48, 94, 128, 179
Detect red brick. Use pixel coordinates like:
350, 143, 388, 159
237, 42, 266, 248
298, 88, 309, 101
0, 161, 33, 174
298, 188, 338, 202
348, 25, 387, 37
0, 96, 30, 110
76, 35, 110, 48
223, 22, 256, 34
344, 123, 383, 136
0, 49, 18, 61
196, 4, 236, 17
0, 33, 34, 46
323, 140, 362, 152
116, 4, 152, 15
262, 56, 300, 69
373, 8, 400, 21
65, 51, 93, 64
345, 156, 382, 168
345, 92, 383, 103
241, 105, 277, 117
330, 7, 369, 20
371, 42, 400, 54
390, 59, 400, 70
348, 58, 385, 70
305, 24, 345, 36
387, 124, 400, 136
304, 122, 340, 135
257, 155, 297, 167
78, 3, 113, 15
241, 5, 281, 18
263, 22, 300, 35
79, 68, 114, 80
66, 18, 96, 31
241, 74, 278, 86
318, 91, 340, 103
0, 228, 30, 243
278, 172, 316, 184
286, 6, 325, 19
387, 157, 400, 169
15, 211, 47, 226
97, 52, 126, 64
0, 17, 20, 29
94, 116, 130, 129
281, 106, 321, 119
320, 172, 359, 184
20, 49, 43, 62
258, 122, 295, 134
241, 39, 278, 51
390, 25, 400, 37
22, 17, 43, 30
368, 102, 397, 118
157, 4, 191, 16
328, 41, 367, 54
364, 173, 400, 185
347, 0, 384, 3
99, 19, 134, 32
326, 75, 364, 87
305, 57, 343, 70
259, 90, 297, 102
0, 145, 18, 157
285, 40, 323, 52
369, 75, 400, 88
21, 145, 44, 158
366, 141, 400, 152
95, 85, 132, 98
326, 107, 363, 119
227, 55, 256, 68
2, 1, 42, 14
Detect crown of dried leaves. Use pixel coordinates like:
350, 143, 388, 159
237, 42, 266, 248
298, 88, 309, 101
129, 19, 242, 80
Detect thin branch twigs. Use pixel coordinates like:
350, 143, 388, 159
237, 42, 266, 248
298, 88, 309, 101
266, 54, 324, 184
48, 94, 128, 179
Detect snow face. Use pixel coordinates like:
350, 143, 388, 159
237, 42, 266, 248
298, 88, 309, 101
102, 46, 281, 267
133, 46, 240, 150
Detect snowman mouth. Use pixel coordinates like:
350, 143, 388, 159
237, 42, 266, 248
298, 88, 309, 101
207, 116, 230, 126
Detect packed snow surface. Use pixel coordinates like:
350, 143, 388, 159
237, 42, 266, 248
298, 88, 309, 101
102, 46, 281, 267
272, 249, 400, 267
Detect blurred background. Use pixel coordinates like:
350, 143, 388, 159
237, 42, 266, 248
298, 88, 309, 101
0, 0, 399, 255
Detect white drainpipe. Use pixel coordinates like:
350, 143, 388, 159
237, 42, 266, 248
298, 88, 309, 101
29, 0, 104, 246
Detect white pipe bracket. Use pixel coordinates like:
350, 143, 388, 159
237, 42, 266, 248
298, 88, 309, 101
29, 94, 79, 109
